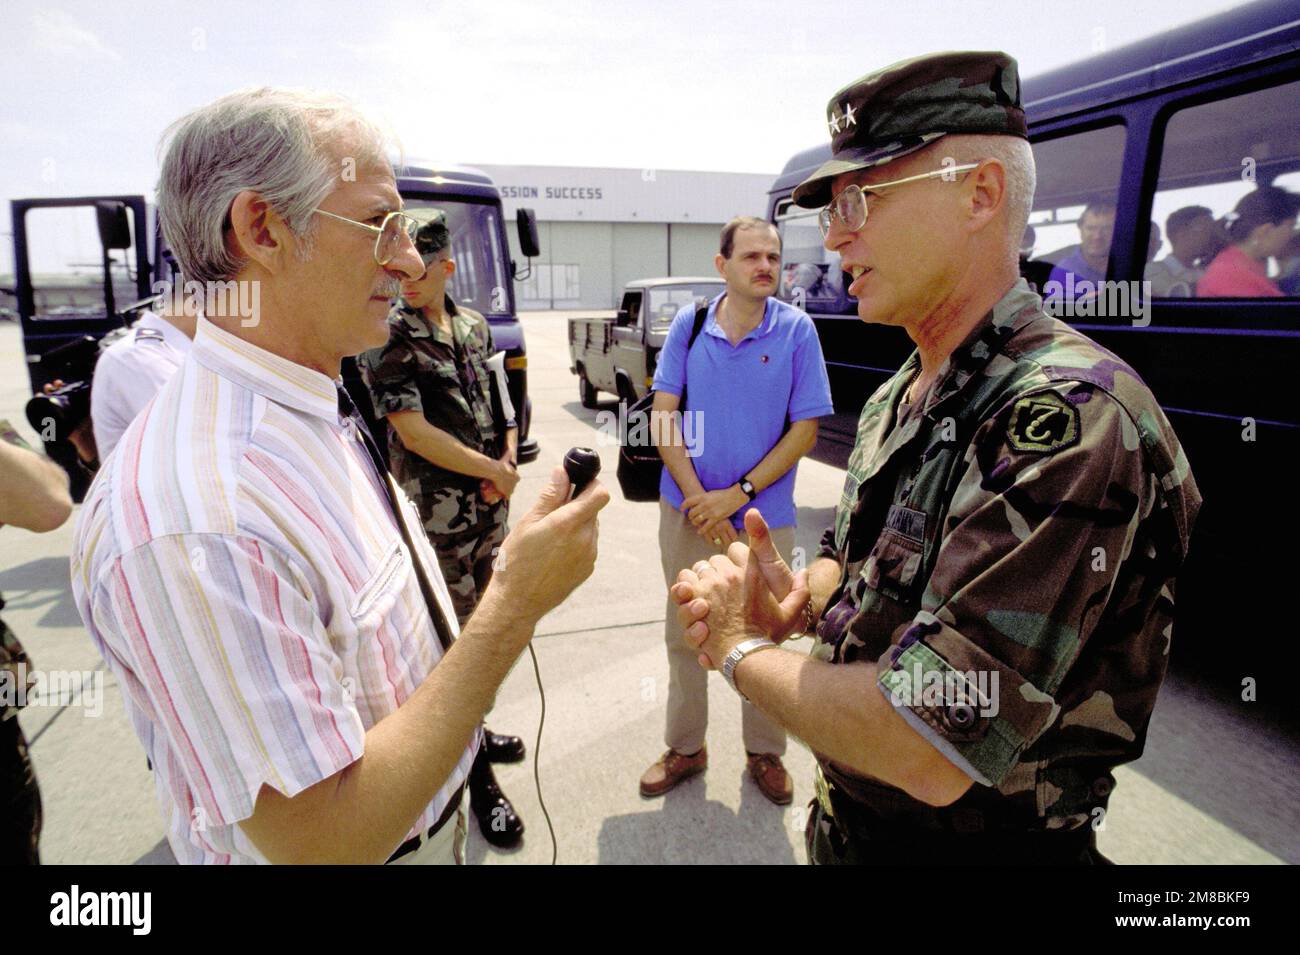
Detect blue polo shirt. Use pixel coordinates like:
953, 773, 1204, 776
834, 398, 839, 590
1047, 249, 1107, 297
652, 294, 833, 530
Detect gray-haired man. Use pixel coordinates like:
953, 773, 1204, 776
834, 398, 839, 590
71, 88, 607, 864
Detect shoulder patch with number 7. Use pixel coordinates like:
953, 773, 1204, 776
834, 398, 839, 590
1006, 392, 1080, 454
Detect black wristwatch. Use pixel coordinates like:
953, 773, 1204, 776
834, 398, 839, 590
739, 477, 757, 501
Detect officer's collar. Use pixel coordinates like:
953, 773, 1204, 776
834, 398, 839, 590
907, 278, 1044, 416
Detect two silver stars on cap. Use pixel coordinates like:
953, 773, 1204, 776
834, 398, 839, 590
827, 102, 858, 135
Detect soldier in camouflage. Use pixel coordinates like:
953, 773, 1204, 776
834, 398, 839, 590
1, 417, 75, 863
670, 51, 1201, 864
358, 211, 529, 849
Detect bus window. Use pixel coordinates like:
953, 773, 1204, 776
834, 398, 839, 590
1145, 79, 1300, 299
1026, 124, 1127, 297
774, 200, 856, 314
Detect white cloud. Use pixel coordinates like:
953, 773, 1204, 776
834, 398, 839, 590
31, 9, 123, 63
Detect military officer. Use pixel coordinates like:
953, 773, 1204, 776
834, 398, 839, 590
358, 211, 528, 850
670, 52, 1202, 865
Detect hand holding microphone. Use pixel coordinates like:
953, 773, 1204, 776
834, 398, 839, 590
563, 446, 601, 498
488, 448, 608, 629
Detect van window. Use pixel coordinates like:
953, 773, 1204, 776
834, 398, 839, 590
647, 284, 723, 331
1144, 79, 1300, 299
1025, 124, 1128, 296
774, 201, 856, 315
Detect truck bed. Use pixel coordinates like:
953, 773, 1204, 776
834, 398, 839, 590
567, 314, 616, 365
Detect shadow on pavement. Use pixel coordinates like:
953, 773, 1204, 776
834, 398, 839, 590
1126, 659, 1300, 863
596, 777, 798, 865
133, 838, 176, 865
0, 556, 81, 629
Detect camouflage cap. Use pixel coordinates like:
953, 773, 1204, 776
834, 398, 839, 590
792, 51, 1027, 208
409, 207, 451, 264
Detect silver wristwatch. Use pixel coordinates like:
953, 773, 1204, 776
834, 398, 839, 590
722, 637, 778, 701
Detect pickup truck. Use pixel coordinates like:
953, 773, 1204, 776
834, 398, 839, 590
568, 277, 723, 407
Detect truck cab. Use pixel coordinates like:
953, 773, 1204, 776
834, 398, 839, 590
569, 277, 723, 406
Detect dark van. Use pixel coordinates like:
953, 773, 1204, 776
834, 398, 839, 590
767, 0, 1300, 657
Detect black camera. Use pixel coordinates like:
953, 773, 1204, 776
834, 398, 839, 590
24, 334, 117, 444
24, 326, 132, 501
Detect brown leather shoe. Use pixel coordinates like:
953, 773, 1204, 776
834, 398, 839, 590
639, 747, 707, 797
747, 752, 793, 805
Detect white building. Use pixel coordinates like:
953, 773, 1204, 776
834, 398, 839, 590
475, 164, 774, 310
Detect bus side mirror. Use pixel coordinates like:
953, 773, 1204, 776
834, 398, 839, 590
517, 208, 540, 258
96, 201, 132, 251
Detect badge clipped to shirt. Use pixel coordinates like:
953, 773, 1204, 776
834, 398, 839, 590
1006, 391, 1080, 454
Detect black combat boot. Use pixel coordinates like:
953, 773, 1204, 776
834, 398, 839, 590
469, 745, 524, 849
483, 727, 526, 764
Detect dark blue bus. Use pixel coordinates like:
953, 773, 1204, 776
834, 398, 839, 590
767, 0, 1300, 657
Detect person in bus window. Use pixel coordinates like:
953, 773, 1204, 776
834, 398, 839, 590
1046, 200, 1116, 296
1197, 186, 1300, 298
1145, 205, 1217, 297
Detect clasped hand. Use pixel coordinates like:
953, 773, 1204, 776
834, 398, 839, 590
680, 485, 747, 546
670, 509, 810, 671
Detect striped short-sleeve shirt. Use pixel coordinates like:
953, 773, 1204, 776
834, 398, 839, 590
71, 314, 475, 864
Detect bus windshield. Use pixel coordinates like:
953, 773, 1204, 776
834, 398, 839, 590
401, 198, 510, 317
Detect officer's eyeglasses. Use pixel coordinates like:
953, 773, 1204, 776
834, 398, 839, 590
313, 208, 421, 266
817, 163, 980, 239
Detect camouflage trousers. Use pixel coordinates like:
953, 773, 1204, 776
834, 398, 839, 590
1, 714, 41, 864
804, 767, 1110, 866
428, 513, 508, 628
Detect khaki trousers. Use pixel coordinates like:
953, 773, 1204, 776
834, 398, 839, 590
658, 500, 790, 757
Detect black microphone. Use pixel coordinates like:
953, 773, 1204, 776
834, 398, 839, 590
563, 447, 601, 499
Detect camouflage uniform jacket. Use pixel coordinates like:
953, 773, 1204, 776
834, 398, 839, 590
358, 297, 505, 536
813, 279, 1201, 832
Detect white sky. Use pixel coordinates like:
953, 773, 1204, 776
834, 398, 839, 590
0, 0, 1249, 275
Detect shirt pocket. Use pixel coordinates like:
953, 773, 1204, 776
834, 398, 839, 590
417, 358, 463, 406
863, 527, 922, 604
348, 538, 411, 634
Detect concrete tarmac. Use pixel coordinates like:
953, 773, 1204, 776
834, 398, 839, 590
0, 314, 1295, 865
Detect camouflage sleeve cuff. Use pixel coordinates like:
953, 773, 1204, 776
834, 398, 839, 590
875, 611, 1061, 787
372, 389, 423, 417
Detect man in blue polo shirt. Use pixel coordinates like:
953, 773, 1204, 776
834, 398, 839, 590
639, 216, 833, 806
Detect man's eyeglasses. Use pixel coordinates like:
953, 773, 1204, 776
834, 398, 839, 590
818, 163, 980, 239
313, 208, 420, 266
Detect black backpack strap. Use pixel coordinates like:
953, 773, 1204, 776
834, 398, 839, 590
679, 303, 710, 411
687, 303, 709, 350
